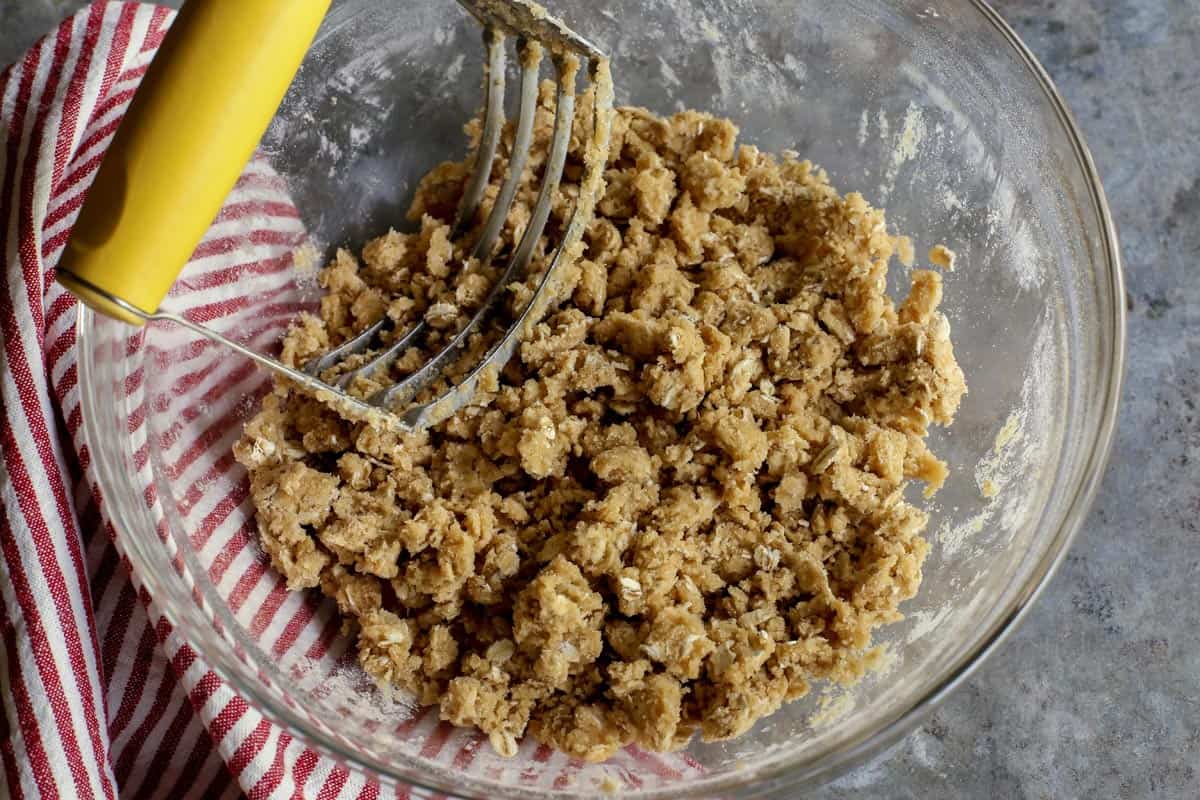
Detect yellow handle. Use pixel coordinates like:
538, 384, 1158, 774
57, 0, 331, 325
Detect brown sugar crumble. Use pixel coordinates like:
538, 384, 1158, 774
235, 84, 967, 762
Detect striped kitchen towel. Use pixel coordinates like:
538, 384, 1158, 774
0, 3, 395, 797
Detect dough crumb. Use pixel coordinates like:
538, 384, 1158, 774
238, 91, 966, 762
929, 243, 956, 271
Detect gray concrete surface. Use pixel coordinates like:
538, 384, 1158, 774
3, 1, 1197, 798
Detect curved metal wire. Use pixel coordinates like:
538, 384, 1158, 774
372, 52, 578, 412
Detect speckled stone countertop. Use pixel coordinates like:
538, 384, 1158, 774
3, 1, 1195, 797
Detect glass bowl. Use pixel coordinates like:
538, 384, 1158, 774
76, 0, 1124, 796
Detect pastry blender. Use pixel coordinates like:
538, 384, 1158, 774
58, 0, 613, 431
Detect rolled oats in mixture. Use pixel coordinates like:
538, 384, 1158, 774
234, 82, 966, 761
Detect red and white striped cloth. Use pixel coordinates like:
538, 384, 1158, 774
0, 4, 388, 797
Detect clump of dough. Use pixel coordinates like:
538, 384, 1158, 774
235, 89, 966, 762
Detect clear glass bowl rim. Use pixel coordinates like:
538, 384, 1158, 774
76, 1, 1126, 796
